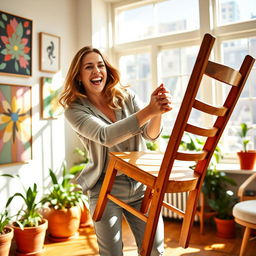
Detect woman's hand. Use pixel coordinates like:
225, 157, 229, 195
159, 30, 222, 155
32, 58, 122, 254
135, 84, 172, 129
148, 84, 172, 115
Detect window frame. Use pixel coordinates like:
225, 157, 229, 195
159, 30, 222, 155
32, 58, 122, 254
111, 0, 256, 159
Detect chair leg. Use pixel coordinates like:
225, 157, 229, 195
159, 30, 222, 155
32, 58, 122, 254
140, 187, 152, 214
92, 158, 117, 221
240, 227, 251, 256
139, 190, 165, 256
179, 189, 199, 248
199, 211, 204, 235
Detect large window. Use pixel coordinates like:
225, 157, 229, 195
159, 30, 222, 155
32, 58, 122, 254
116, 0, 199, 43
112, 0, 256, 156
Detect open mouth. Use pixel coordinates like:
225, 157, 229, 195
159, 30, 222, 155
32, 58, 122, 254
91, 77, 102, 85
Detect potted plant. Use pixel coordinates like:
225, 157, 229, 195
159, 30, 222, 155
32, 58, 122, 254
3, 174, 47, 256
237, 122, 256, 170
208, 190, 238, 238
179, 133, 237, 235
69, 147, 91, 228
0, 210, 13, 256
41, 162, 88, 241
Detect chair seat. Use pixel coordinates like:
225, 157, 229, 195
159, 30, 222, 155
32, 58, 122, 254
111, 151, 200, 193
232, 200, 256, 224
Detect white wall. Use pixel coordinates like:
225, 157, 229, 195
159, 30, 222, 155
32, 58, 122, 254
0, 0, 110, 213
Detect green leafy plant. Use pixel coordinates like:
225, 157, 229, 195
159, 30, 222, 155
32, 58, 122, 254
41, 162, 88, 210
2, 174, 43, 229
238, 122, 253, 152
146, 141, 159, 151
208, 190, 237, 219
0, 210, 10, 234
69, 147, 89, 175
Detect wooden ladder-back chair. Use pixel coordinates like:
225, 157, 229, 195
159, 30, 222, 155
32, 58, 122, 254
93, 33, 255, 256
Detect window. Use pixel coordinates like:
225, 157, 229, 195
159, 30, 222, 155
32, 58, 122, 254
116, 0, 199, 43
119, 53, 151, 103
112, 0, 256, 156
217, 0, 256, 25
221, 37, 256, 152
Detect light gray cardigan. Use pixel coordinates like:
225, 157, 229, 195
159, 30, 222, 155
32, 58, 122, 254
65, 90, 157, 192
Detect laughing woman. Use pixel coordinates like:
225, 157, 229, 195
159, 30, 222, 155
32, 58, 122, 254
59, 46, 172, 256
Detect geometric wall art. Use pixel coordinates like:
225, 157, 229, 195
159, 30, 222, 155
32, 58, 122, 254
0, 10, 32, 77
0, 83, 32, 166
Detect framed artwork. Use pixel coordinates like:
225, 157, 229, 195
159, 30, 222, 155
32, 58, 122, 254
0, 10, 32, 77
0, 83, 32, 166
39, 32, 60, 73
40, 77, 63, 119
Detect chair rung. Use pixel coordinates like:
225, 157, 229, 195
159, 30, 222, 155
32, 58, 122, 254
205, 61, 242, 86
107, 194, 148, 222
162, 201, 185, 217
176, 151, 207, 161
193, 99, 227, 116
185, 123, 218, 137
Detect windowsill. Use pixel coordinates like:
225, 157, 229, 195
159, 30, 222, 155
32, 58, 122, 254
216, 163, 256, 174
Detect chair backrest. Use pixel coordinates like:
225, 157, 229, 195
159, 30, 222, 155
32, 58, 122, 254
157, 33, 255, 191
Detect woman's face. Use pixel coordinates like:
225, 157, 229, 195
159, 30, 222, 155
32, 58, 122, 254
79, 52, 107, 96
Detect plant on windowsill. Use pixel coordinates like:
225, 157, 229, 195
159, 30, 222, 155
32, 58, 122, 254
41, 162, 88, 241
0, 210, 13, 256
2, 174, 47, 256
237, 122, 256, 170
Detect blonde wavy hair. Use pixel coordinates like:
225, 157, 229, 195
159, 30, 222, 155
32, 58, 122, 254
59, 46, 127, 109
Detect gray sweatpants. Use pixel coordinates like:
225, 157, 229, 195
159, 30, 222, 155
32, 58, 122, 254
89, 174, 164, 256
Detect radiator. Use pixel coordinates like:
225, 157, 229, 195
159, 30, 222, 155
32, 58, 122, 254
162, 192, 199, 221
162, 192, 188, 219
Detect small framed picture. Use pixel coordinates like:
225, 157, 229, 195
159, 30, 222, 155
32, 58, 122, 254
40, 77, 63, 119
39, 32, 60, 73
0, 83, 32, 166
0, 10, 33, 77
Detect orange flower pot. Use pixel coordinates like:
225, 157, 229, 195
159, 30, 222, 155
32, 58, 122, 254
0, 226, 14, 256
79, 204, 92, 228
237, 150, 256, 170
214, 217, 235, 238
12, 219, 48, 256
45, 206, 80, 241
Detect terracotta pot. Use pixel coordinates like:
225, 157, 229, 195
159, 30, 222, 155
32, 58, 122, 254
12, 219, 48, 255
0, 226, 14, 256
79, 204, 92, 228
237, 150, 256, 170
45, 206, 80, 240
214, 217, 235, 238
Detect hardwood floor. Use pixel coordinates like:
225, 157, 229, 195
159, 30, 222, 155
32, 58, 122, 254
9, 218, 255, 256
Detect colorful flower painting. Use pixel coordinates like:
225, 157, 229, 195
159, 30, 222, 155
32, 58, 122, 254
0, 84, 32, 166
40, 77, 63, 119
0, 11, 32, 77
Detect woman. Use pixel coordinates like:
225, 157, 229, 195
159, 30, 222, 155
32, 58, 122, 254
59, 46, 172, 256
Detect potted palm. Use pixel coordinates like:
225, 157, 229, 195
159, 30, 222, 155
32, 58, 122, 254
237, 122, 256, 170
0, 210, 13, 256
41, 162, 88, 241
3, 174, 47, 256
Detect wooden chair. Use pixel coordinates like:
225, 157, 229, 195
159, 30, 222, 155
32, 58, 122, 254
238, 173, 256, 201
233, 173, 256, 256
93, 33, 255, 256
